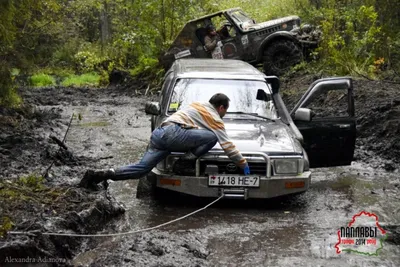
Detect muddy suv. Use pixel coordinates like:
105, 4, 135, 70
159, 8, 320, 76
140, 59, 356, 199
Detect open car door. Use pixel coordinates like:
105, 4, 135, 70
290, 77, 356, 168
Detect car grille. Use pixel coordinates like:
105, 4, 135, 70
200, 161, 268, 175
256, 26, 281, 37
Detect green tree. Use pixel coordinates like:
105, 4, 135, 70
0, 0, 61, 106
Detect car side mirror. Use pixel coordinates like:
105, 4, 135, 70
145, 102, 161, 115
294, 108, 312, 121
256, 89, 271, 101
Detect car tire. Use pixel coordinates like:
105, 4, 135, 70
136, 172, 157, 199
262, 40, 303, 76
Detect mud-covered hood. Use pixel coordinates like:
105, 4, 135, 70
213, 119, 303, 154
247, 16, 300, 31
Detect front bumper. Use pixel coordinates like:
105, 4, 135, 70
153, 170, 311, 199
153, 151, 311, 199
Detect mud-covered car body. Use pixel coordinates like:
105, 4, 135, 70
159, 8, 320, 76
143, 59, 355, 199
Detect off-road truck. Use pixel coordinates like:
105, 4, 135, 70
140, 59, 356, 199
159, 8, 320, 76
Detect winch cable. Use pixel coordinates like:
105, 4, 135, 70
8, 194, 224, 237
20, 111, 224, 238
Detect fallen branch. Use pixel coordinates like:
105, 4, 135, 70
97, 156, 114, 161
350, 68, 374, 81
53, 187, 72, 203
43, 113, 74, 179
49, 135, 68, 150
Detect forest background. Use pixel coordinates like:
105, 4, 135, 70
1, 0, 400, 106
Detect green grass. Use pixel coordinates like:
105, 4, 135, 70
29, 73, 56, 87
61, 73, 101, 87
0, 174, 69, 237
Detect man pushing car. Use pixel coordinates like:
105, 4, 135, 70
79, 93, 251, 188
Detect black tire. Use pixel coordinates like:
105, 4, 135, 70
136, 172, 157, 198
263, 40, 303, 76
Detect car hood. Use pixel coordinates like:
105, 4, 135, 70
248, 16, 300, 31
213, 119, 303, 154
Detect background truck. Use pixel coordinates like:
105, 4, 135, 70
159, 8, 320, 76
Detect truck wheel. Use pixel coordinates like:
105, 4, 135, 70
263, 40, 303, 76
136, 172, 157, 198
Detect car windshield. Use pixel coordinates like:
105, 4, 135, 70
168, 79, 278, 120
229, 10, 255, 30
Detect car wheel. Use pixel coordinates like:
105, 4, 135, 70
263, 40, 303, 76
136, 172, 157, 198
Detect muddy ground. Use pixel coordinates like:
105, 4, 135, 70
0, 75, 399, 266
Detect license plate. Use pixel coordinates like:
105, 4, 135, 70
208, 175, 260, 187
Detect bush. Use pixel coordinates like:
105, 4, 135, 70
316, 5, 382, 77
130, 56, 159, 77
0, 87, 22, 107
29, 73, 56, 87
0, 65, 22, 107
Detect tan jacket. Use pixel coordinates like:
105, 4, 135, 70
164, 102, 247, 168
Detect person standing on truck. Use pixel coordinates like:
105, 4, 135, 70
79, 93, 250, 189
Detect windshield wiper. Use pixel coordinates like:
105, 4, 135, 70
226, 112, 276, 121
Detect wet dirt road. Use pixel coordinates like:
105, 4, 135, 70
20, 86, 400, 266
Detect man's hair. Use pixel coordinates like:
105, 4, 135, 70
206, 24, 216, 33
209, 93, 230, 109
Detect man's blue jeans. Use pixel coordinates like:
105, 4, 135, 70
114, 124, 217, 180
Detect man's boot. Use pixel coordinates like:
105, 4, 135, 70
79, 168, 115, 189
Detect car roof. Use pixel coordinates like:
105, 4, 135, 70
187, 7, 241, 23
171, 59, 267, 81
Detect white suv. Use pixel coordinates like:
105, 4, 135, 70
140, 59, 356, 199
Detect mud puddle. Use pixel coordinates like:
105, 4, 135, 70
73, 163, 400, 267
60, 84, 398, 266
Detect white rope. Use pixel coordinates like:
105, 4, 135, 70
8, 194, 224, 238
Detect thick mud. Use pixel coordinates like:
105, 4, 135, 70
281, 76, 400, 171
1, 76, 399, 266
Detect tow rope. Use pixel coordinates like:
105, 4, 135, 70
8, 194, 224, 237
11, 112, 224, 238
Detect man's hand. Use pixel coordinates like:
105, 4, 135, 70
244, 164, 250, 175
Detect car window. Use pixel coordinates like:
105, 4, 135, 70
168, 78, 278, 119
303, 89, 350, 118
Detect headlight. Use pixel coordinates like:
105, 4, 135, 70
274, 159, 304, 174
164, 156, 179, 171
156, 160, 166, 171
156, 156, 178, 171
162, 155, 196, 176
